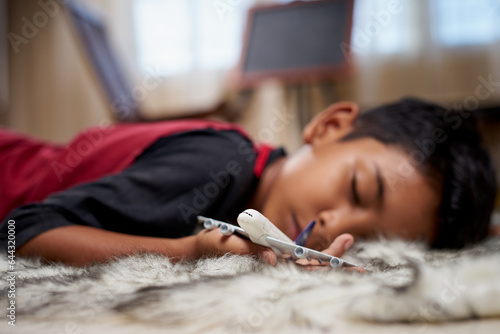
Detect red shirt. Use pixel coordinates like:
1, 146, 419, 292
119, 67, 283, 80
0, 120, 276, 221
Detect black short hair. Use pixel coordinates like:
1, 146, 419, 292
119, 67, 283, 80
341, 98, 497, 248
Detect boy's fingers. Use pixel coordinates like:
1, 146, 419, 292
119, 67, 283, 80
294, 233, 354, 267
224, 236, 277, 265
322, 234, 367, 273
343, 266, 367, 273
219, 234, 262, 254
199, 229, 279, 265
259, 249, 277, 266
321, 233, 354, 258
200, 230, 358, 269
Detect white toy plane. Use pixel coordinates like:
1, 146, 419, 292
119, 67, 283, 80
197, 209, 363, 269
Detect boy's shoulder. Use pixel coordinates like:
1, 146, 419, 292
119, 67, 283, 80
137, 126, 285, 179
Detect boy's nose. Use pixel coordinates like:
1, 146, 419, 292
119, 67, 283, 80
317, 209, 336, 228
310, 209, 340, 249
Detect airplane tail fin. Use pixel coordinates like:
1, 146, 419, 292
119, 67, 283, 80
294, 220, 315, 246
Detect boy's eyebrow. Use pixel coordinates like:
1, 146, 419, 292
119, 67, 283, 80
374, 163, 385, 210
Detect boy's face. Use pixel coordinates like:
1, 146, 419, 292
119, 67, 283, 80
260, 102, 440, 250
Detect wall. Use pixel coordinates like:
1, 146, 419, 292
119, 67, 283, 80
6, 0, 111, 143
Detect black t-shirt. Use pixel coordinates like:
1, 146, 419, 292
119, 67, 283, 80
0, 128, 286, 250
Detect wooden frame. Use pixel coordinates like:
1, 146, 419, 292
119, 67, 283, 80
65, 2, 140, 121
236, 0, 354, 89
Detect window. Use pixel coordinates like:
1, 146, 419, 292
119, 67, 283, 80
432, 0, 500, 47
133, 0, 500, 76
351, 0, 500, 56
133, 0, 254, 76
350, 0, 412, 55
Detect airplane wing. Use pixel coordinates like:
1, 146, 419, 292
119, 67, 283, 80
197, 210, 365, 269
197, 216, 249, 239
197, 214, 314, 245
264, 236, 359, 268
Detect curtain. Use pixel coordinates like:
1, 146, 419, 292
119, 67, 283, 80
350, 0, 500, 109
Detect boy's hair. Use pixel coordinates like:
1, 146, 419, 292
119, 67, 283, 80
341, 98, 497, 248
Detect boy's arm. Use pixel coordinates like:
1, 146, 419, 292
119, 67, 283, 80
17, 225, 270, 266
1, 131, 258, 259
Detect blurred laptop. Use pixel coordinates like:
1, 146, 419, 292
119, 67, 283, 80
237, 0, 354, 88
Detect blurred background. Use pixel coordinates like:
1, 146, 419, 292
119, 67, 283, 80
1, 0, 500, 201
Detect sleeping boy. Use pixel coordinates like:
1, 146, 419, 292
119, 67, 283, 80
0, 98, 497, 266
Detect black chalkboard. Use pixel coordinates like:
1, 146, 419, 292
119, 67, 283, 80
239, 0, 353, 86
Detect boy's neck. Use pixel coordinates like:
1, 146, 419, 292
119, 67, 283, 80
247, 156, 286, 212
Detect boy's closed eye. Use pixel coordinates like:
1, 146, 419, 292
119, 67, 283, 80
351, 170, 361, 206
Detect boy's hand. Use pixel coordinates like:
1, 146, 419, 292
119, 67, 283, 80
489, 224, 500, 236
195, 229, 364, 272
195, 228, 277, 264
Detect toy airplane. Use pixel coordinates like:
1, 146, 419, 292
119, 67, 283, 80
197, 209, 363, 269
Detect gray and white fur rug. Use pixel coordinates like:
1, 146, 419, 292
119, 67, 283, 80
1, 237, 500, 334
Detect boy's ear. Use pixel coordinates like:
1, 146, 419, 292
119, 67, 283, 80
303, 101, 359, 145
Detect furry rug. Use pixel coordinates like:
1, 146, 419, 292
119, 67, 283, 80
1, 237, 500, 334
